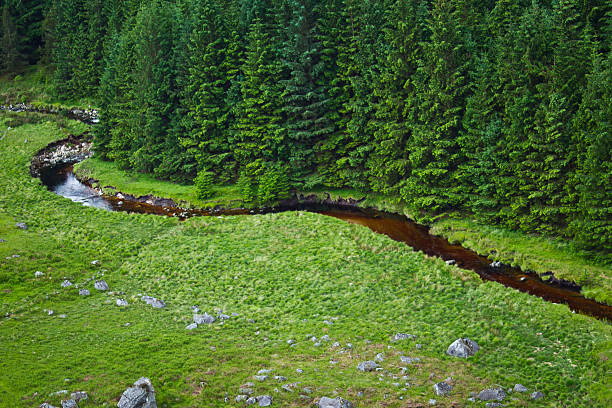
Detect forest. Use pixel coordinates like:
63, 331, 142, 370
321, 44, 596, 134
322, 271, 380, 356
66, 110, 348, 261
1, 0, 611, 254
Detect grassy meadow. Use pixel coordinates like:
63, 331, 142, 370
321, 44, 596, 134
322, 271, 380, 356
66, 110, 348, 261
1, 113, 611, 407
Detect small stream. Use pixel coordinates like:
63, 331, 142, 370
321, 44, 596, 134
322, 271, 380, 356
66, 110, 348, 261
39, 162, 612, 321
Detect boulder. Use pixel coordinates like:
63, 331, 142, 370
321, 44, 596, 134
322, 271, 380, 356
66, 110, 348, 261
142, 296, 166, 309
193, 313, 215, 325
256, 395, 272, 406
513, 384, 527, 393
446, 338, 480, 358
433, 382, 452, 396
356, 361, 379, 372
393, 333, 417, 341
61, 400, 78, 408
318, 396, 354, 408
16, 222, 27, 230
79, 289, 90, 296
94, 280, 109, 291
478, 388, 506, 401
117, 377, 156, 408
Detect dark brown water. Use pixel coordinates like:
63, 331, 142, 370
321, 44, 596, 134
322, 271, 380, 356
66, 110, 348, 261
40, 164, 612, 321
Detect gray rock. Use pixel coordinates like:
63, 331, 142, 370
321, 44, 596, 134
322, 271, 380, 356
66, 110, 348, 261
446, 338, 480, 358
217, 313, 230, 321
478, 388, 506, 401
79, 289, 90, 296
332, 342, 340, 348
256, 395, 272, 406
239, 388, 253, 395
246, 397, 256, 405
485, 403, 505, 408
393, 333, 417, 341
61, 280, 73, 288
374, 353, 384, 362
531, 391, 544, 400
70, 392, 88, 401
142, 296, 166, 309
94, 280, 109, 291
0, 238, 5, 243
357, 361, 379, 372
400, 356, 421, 364
236, 395, 248, 402
91, 260, 100, 266
320, 335, 331, 342
16, 222, 27, 230
116, 299, 128, 307
59, 314, 67, 318
61, 400, 78, 408
490, 261, 501, 268
191, 306, 200, 313
287, 339, 296, 345
193, 313, 215, 325
318, 396, 354, 408
186, 323, 198, 330
281, 384, 293, 392
39, 404, 57, 408
274, 375, 287, 381
117, 377, 156, 408
428, 400, 437, 406
433, 382, 452, 396
513, 384, 527, 393
296, 369, 304, 374
254, 375, 268, 382
445, 259, 456, 265
35, 271, 45, 278
50, 390, 68, 396
258, 369, 272, 375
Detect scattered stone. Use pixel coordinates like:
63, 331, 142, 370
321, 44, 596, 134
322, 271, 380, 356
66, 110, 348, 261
48, 310, 54, 316
393, 333, 417, 341
296, 369, 304, 374
429, 400, 437, 406
39, 404, 57, 408
345, 343, 353, 349
186, 323, 198, 330
70, 392, 88, 401
531, 391, 544, 400
416, 343, 423, 349
61, 400, 78, 408
357, 361, 379, 372
59, 314, 67, 318
254, 375, 268, 382
446, 338, 480, 358
287, 339, 296, 345
318, 396, 354, 408
193, 313, 215, 325
490, 261, 502, 268
433, 382, 452, 396
314, 342, 322, 347
302, 387, 313, 395
332, 342, 340, 348
217, 312, 230, 321
239, 388, 253, 395
485, 403, 505, 408
0, 238, 4, 243
374, 353, 384, 362
478, 388, 506, 401
514, 384, 528, 393
94, 280, 109, 291
142, 296, 166, 309
445, 259, 456, 265
79, 289, 90, 296
246, 397, 256, 405
16, 222, 27, 230
61, 280, 73, 288
400, 356, 421, 364
91, 260, 100, 266
281, 384, 293, 392
35, 271, 45, 278
256, 395, 272, 406
323, 320, 334, 325
50, 390, 68, 396
117, 377, 156, 408
274, 376, 287, 381
236, 395, 248, 402
320, 335, 331, 342
116, 299, 129, 307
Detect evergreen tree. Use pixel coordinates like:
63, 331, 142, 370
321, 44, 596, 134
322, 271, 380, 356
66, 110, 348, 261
0, 3, 20, 73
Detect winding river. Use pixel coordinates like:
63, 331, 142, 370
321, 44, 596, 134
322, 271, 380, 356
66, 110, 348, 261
38, 161, 612, 321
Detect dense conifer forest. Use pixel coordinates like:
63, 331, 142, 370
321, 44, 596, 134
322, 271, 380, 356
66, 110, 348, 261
1, 0, 610, 254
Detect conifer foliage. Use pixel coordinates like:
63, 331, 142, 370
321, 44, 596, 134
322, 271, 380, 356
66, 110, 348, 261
5, 0, 612, 255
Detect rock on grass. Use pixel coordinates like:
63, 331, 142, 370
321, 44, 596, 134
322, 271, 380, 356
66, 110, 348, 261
117, 377, 156, 408
446, 338, 480, 358
318, 396, 354, 408
433, 382, 452, 396
478, 388, 506, 401
357, 361, 379, 372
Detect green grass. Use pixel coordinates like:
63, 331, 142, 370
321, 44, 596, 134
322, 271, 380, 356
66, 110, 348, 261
1, 114, 611, 407
431, 217, 612, 305
0, 65, 97, 108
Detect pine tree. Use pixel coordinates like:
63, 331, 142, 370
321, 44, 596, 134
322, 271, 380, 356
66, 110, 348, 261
401, 0, 471, 215
0, 3, 20, 73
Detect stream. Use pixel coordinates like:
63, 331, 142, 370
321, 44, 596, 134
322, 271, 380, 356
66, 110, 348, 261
39, 161, 612, 321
